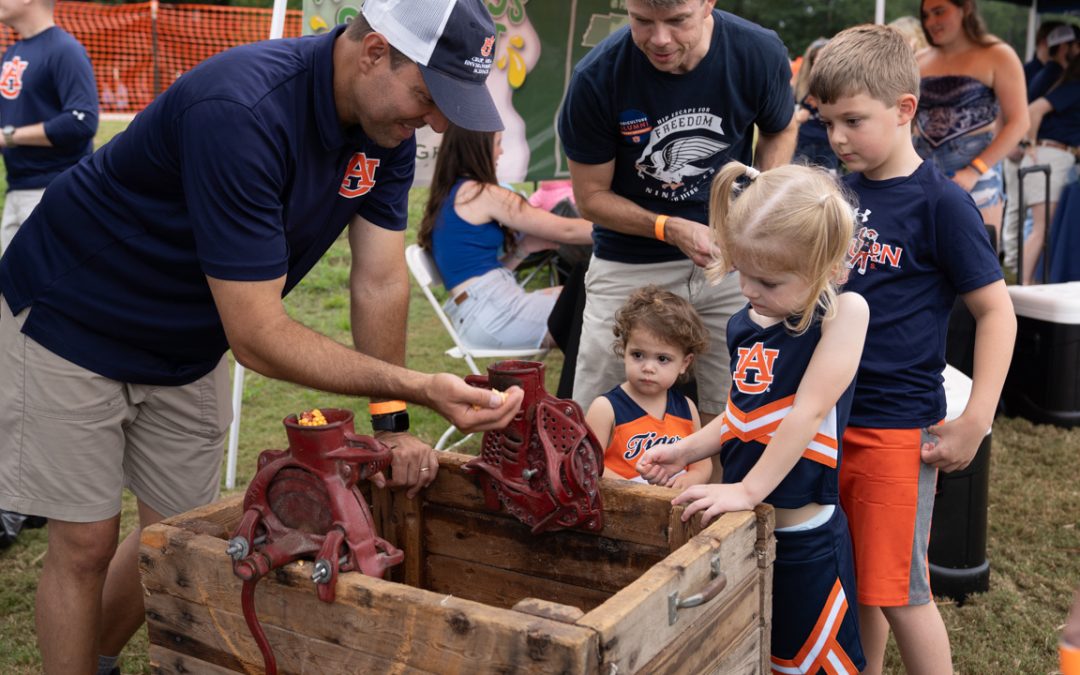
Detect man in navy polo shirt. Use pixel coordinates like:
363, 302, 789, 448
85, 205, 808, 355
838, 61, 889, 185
0, 1, 522, 672
0, 0, 97, 253
557, 0, 796, 471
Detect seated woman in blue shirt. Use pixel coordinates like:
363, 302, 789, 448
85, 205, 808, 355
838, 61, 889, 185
418, 126, 593, 350
1020, 52, 1080, 284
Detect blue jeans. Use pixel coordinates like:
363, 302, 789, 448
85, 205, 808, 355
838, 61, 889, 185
914, 131, 1003, 209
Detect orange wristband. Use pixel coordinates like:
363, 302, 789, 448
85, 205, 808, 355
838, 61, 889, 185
970, 157, 990, 175
1062, 641, 1080, 675
369, 400, 407, 416
654, 214, 668, 242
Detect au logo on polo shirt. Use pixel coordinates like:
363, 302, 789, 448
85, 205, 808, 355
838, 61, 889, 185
339, 152, 380, 198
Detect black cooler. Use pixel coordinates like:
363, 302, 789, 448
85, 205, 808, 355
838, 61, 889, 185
1004, 282, 1080, 427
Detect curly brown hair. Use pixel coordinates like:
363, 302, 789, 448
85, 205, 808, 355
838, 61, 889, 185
612, 286, 709, 362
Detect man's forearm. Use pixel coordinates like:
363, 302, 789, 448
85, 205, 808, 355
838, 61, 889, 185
577, 187, 658, 239
351, 273, 410, 367
753, 120, 798, 170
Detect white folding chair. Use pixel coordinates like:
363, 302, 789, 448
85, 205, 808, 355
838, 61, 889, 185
405, 244, 548, 449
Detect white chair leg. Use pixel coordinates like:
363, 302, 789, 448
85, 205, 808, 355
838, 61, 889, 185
225, 362, 245, 489
435, 424, 459, 451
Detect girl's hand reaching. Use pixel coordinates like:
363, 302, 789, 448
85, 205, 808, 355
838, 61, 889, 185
672, 482, 756, 526
637, 441, 688, 485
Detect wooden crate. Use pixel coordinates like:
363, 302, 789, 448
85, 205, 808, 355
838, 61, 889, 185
140, 452, 775, 674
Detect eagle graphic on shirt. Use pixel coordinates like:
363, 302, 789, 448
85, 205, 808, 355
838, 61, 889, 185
633, 109, 729, 193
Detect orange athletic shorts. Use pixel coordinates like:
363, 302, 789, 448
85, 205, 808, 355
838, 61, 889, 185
839, 426, 939, 607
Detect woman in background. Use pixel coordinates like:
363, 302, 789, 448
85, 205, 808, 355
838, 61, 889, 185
793, 38, 838, 172
916, 0, 1028, 246
418, 126, 593, 350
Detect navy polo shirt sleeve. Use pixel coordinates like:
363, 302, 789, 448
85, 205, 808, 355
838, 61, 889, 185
41, 39, 98, 148
558, 58, 615, 166
932, 188, 1003, 294
1046, 82, 1080, 112
354, 138, 414, 231
178, 99, 291, 282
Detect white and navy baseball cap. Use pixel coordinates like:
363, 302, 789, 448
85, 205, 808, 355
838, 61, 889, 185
1048, 24, 1078, 48
362, 0, 503, 132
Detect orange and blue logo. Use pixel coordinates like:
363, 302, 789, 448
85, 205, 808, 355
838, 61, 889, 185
732, 342, 779, 394
0, 56, 29, 100
339, 152, 380, 198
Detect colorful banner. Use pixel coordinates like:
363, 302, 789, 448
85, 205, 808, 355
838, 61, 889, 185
302, 0, 629, 184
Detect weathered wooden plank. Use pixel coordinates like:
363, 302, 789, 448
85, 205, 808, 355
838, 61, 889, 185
576, 510, 761, 673
150, 645, 244, 675
140, 523, 599, 673
709, 623, 762, 675
425, 553, 611, 612
512, 598, 586, 624
423, 504, 665, 593
161, 494, 243, 536
423, 452, 679, 548
146, 594, 437, 674
637, 574, 760, 674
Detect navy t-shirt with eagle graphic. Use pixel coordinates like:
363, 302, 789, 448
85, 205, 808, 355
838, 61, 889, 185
0, 26, 98, 190
0, 26, 414, 386
842, 161, 1002, 429
557, 10, 793, 264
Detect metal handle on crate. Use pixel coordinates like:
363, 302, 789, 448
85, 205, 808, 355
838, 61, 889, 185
668, 554, 727, 625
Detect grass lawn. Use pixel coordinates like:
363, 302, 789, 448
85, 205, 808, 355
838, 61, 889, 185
0, 120, 1078, 674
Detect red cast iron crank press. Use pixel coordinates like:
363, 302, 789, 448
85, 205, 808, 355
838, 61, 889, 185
226, 409, 402, 675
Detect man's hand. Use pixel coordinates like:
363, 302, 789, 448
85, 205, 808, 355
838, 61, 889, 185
672, 482, 755, 526
920, 415, 987, 473
370, 431, 438, 499
426, 373, 524, 433
664, 217, 718, 268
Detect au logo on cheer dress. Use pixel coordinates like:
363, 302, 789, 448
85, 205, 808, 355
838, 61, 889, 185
733, 342, 779, 394
339, 152, 380, 198
0, 56, 29, 100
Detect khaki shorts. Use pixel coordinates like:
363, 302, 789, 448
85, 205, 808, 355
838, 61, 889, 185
0, 187, 46, 253
0, 296, 231, 522
571, 255, 744, 416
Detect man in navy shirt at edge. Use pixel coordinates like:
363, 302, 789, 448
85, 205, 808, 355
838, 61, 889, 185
0, 0, 97, 254
0, 1, 523, 672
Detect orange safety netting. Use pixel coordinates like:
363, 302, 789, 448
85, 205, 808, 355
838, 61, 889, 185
0, 1, 302, 113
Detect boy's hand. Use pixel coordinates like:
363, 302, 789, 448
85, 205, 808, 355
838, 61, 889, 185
672, 483, 755, 526
637, 442, 688, 485
920, 415, 987, 473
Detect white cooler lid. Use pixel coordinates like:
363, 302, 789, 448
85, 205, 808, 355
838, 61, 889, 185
942, 364, 992, 436
1007, 282, 1080, 324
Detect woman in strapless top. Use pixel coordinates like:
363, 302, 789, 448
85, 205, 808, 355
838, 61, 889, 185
915, 0, 1029, 247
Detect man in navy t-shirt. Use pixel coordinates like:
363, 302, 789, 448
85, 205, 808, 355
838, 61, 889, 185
0, 0, 97, 253
557, 0, 796, 459
0, 1, 524, 672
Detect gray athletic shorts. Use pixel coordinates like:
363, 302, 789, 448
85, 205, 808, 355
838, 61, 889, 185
0, 296, 231, 522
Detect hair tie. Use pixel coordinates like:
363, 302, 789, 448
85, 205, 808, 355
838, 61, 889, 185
819, 194, 830, 206
745, 166, 761, 180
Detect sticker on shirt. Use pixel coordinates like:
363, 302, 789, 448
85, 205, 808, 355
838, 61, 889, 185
633, 108, 729, 199
847, 211, 904, 276
619, 109, 652, 145
0, 56, 29, 100
339, 152, 380, 198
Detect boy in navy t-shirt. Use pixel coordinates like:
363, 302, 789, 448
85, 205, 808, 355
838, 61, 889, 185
810, 25, 1016, 674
